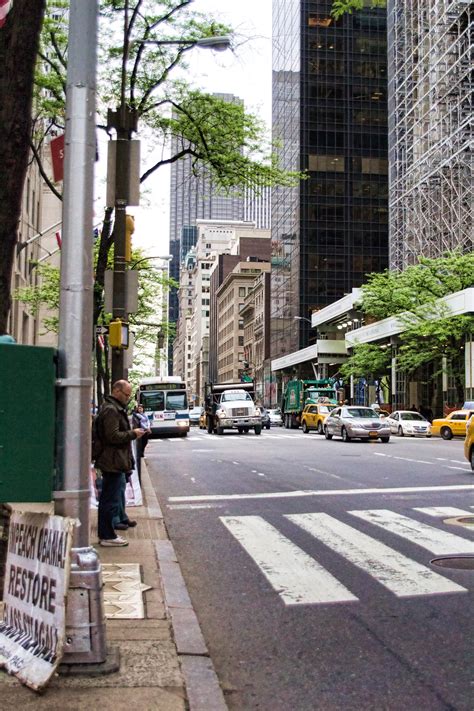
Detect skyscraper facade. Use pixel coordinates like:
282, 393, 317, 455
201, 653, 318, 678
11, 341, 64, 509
271, 0, 389, 360
388, 0, 473, 269
168, 94, 246, 372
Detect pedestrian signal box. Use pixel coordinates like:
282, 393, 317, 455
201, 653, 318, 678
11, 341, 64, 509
109, 319, 129, 348
0, 344, 56, 502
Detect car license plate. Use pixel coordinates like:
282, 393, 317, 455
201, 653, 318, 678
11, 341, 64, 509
369, 430, 378, 437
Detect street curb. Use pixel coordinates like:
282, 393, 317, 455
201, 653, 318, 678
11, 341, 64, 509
141, 460, 228, 711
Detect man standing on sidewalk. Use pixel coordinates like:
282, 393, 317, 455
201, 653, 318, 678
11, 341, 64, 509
95, 380, 145, 547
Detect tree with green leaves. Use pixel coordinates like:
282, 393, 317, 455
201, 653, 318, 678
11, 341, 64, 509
14, 246, 178, 402
0, 0, 46, 333
331, 0, 386, 19
343, 252, 474, 404
26, 0, 302, 397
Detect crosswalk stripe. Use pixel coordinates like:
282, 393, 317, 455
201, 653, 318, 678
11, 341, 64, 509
220, 515, 357, 605
287, 513, 466, 598
414, 507, 473, 518
349, 509, 474, 554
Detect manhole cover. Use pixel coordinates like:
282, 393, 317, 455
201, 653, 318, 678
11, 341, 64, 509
444, 516, 474, 529
431, 556, 474, 570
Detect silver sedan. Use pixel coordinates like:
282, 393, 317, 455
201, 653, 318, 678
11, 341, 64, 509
324, 406, 391, 442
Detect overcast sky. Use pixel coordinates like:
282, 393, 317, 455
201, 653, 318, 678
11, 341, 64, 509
125, 0, 273, 256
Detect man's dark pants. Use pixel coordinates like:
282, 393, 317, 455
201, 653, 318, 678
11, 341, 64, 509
98, 471, 124, 540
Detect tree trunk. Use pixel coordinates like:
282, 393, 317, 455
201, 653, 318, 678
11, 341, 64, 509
0, 1, 46, 332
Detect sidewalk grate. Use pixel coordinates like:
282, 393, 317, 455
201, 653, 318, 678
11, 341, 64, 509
102, 563, 152, 619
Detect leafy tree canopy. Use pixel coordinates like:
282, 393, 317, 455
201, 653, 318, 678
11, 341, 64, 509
359, 251, 474, 321
340, 343, 390, 381
331, 0, 386, 19
344, 252, 474, 390
35, 0, 302, 196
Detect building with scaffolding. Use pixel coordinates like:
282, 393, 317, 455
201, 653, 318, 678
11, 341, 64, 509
388, 0, 473, 269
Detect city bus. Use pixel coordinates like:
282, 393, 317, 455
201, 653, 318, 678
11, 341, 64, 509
136, 376, 189, 437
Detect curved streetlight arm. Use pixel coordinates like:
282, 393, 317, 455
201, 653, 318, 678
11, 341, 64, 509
294, 316, 313, 325
130, 255, 172, 269
137, 36, 232, 52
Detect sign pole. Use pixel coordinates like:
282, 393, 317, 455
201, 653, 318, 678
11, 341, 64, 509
55, 1, 109, 666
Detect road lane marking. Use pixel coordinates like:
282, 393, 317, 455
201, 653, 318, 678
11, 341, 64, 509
220, 515, 357, 605
447, 466, 472, 471
373, 452, 431, 464
350, 509, 474, 554
168, 484, 474, 503
168, 503, 225, 510
415, 507, 473, 517
287, 513, 466, 598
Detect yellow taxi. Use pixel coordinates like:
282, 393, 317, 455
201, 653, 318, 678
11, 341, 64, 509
464, 415, 474, 470
301, 403, 336, 434
431, 409, 474, 440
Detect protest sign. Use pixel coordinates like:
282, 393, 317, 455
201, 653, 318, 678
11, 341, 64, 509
0, 511, 75, 690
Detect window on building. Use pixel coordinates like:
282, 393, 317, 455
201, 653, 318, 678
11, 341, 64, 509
308, 155, 344, 172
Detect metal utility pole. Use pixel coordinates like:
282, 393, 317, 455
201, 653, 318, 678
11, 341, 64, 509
55, 1, 109, 666
108, 0, 138, 384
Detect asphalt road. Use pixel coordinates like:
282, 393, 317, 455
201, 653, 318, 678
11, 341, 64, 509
146, 427, 474, 711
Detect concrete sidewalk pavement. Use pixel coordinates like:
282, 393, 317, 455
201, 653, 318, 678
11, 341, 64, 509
0, 461, 227, 711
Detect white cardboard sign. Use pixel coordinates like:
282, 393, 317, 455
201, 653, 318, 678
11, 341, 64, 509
0, 511, 75, 690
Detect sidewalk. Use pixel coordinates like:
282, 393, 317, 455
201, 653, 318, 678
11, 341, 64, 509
0, 461, 227, 711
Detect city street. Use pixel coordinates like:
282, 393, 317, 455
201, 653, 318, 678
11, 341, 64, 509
147, 428, 474, 710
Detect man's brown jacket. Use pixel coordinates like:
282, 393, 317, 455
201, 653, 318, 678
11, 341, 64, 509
95, 396, 136, 473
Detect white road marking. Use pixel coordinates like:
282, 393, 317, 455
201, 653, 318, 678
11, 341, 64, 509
232, 461, 240, 465
447, 466, 471, 471
287, 513, 466, 598
372, 452, 431, 464
168, 503, 225, 510
257, 472, 266, 477
350, 509, 474, 554
220, 515, 357, 605
168, 484, 474, 503
190, 477, 196, 483
191, 449, 215, 453
415, 507, 473, 518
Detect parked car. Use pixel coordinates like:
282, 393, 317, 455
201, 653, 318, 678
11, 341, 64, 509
385, 410, 432, 437
324, 406, 391, 442
268, 408, 283, 426
189, 406, 202, 426
463, 415, 474, 470
431, 409, 474, 440
261, 408, 271, 430
301, 403, 335, 434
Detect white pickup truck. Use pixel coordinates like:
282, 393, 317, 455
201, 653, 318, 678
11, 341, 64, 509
205, 382, 262, 435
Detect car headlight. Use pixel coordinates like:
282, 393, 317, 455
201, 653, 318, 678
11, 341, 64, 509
216, 408, 225, 417
254, 407, 261, 416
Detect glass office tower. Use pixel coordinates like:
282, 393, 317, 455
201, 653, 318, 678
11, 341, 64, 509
271, 0, 389, 359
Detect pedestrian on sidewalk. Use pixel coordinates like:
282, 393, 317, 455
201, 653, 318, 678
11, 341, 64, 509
94, 380, 145, 547
132, 404, 151, 483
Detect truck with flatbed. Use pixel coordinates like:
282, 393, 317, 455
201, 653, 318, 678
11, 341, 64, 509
204, 381, 262, 435
281, 378, 338, 429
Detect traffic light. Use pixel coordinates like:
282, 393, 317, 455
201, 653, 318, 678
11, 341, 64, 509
109, 319, 129, 349
125, 213, 135, 262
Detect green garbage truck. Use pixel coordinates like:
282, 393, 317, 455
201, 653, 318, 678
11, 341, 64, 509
281, 379, 338, 429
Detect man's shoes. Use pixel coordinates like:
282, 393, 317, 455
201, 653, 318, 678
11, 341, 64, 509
114, 523, 129, 530
99, 536, 128, 547
125, 519, 137, 528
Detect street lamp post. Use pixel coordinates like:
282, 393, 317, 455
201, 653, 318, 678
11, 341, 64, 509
108, 20, 231, 383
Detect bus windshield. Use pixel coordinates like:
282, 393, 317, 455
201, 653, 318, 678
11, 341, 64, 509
140, 389, 187, 411
166, 392, 187, 410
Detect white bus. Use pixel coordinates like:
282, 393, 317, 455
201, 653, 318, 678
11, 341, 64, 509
137, 376, 189, 437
